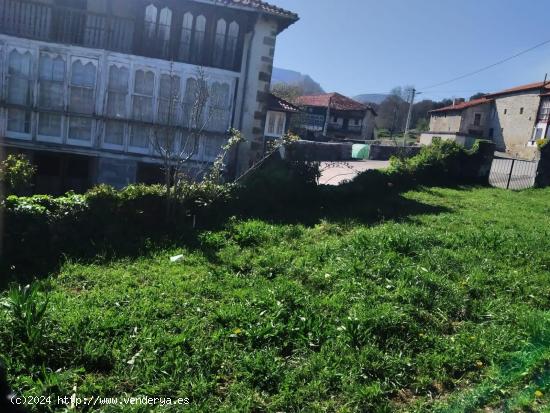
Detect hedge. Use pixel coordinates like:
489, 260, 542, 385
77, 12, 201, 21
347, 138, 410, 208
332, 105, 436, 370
1, 140, 495, 279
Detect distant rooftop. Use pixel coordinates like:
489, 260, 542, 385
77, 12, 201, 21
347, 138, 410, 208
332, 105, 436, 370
295, 93, 376, 114
267, 93, 300, 113
431, 80, 550, 113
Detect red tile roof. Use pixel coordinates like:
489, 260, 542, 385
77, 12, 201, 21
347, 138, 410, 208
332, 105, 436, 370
267, 93, 300, 113
430, 97, 492, 113
295, 93, 376, 113
212, 0, 299, 21
485, 81, 550, 97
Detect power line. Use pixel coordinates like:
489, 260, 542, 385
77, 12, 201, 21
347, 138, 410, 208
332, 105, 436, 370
420, 38, 550, 91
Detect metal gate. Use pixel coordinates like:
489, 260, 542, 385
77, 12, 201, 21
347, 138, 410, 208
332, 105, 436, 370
489, 156, 538, 190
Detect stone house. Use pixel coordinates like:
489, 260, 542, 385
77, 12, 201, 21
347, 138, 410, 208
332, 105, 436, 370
0, 0, 298, 193
421, 81, 550, 159
294, 93, 377, 142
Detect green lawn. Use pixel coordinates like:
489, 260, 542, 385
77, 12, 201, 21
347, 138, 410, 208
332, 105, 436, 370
1, 187, 550, 412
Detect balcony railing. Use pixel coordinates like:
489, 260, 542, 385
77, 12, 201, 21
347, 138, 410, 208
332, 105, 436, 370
0, 0, 134, 53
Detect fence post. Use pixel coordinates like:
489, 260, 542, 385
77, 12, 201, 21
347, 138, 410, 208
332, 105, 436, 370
506, 159, 515, 190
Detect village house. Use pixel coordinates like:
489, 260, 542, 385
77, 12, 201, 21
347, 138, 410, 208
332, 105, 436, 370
294, 93, 377, 142
421, 81, 550, 159
0, 0, 298, 193
263, 92, 299, 147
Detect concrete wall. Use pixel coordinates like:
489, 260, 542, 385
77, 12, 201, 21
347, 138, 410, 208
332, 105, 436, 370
489, 91, 539, 158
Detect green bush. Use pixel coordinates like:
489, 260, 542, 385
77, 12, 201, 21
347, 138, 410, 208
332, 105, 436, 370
0, 154, 36, 195
2, 183, 232, 279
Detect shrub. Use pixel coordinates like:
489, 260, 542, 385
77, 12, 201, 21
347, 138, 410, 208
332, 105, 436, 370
0, 154, 36, 195
1, 182, 232, 278
537, 138, 548, 150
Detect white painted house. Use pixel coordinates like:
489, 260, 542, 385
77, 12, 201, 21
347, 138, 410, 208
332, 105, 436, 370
0, 0, 298, 192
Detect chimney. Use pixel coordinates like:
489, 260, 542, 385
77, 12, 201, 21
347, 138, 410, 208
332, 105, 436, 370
453, 98, 465, 106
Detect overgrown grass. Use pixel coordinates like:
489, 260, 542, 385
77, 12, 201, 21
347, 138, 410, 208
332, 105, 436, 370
1, 187, 549, 412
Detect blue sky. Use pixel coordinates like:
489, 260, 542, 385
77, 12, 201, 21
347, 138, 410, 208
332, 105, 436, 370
272, 0, 550, 101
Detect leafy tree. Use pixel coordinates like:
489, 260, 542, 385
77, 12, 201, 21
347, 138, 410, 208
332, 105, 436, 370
0, 154, 36, 195
271, 83, 304, 103
415, 118, 430, 132
469, 92, 487, 101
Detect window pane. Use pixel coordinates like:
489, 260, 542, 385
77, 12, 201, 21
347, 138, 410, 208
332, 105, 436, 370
38, 113, 62, 136
158, 7, 172, 41
225, 22, 239, 68
71, 60, 96, 87
69, 117, 93, 141
105, 121, 125, 145
8, 50, 32, 105
130, 126, 150, 148
134, 70, 154, 95
159, 74, 180, 124
144, 4, 158, 38
7, 108, 31, 133
192, 15, 206, 62
107, 66, 129, 118
213, 19, 226, 67
179, 12, 194, 60
276, 113, 285, 135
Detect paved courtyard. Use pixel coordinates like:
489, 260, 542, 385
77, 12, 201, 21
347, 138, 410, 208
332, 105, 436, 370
319, 161, 391, 185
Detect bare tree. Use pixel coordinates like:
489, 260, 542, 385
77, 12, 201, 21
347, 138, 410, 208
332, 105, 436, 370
149, 66, 241, 216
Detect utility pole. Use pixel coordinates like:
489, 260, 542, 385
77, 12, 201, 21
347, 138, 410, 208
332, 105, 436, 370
403, 88, 421, 142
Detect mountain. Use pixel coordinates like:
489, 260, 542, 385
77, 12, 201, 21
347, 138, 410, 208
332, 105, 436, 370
354, 93, 390, 105
271, 67, 325, 95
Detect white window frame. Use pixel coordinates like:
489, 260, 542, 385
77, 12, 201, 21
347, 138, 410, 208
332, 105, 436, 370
5, 47, 35, 141
67, 56, 98, 147
128, 123, 152, 154
131, 65, 157, 123
265, 110, 286, 138
37, 51, 67, 144
102, 120, 127, 151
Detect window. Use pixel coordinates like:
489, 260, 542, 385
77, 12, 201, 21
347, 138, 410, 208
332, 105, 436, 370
225, 21, 239, 68
68, 58, 97, 144
520, 107, 524, 115
179, 12, 194, 61
130, 125, 150, 149
209, 82, 230, 132
539, 99, 550, 121
69, 58, 97, 115
144, 4, 158, 39
534, 127, 544, 140
38, 53, 65, 111
265, 111, 286, 137
212, 19, 240, 69
213, 19, 227, 67
38, 53, 65, 138
132, 69, 155, 122
473, 113, 482, 127
143, 5, 172, 57
104, 121, 125, 146
489, 128, 494, 139
183, 77, 207, 128
204, 135, 225, 160
107, 65, 129, 119
69, 117, 93, 142
7, 49, 33, 134
158, 74, 181, 125
192, 15, 206, 63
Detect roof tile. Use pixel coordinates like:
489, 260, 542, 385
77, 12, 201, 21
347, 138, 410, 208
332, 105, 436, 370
295, 93, 375, 113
